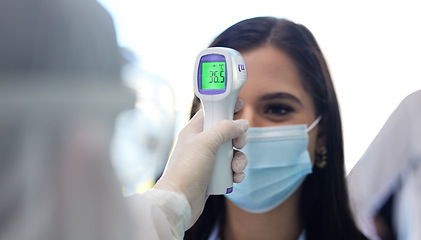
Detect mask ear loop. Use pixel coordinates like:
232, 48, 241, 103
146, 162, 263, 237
306, 115, 322, 133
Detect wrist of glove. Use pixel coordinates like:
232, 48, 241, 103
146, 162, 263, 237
141, 188, 191, 239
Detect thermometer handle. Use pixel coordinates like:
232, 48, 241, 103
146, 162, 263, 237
202, 96, 236, 194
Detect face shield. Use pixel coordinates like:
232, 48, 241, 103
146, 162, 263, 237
0, 75, 137, 240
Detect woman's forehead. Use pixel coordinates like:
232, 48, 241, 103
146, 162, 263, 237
239, 46, 312, 105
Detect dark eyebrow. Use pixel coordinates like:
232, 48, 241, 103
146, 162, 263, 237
259, 92, 303, 106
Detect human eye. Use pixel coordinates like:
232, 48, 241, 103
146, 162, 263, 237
263, 103, 294, 117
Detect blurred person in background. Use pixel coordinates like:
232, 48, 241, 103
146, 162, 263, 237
348, 90, 421, 240
0, 0, 134, 239
0, 0, 248, 239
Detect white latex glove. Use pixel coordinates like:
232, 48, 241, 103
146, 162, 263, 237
153, 106, 249, 230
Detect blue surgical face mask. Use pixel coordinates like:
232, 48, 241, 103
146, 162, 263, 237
225, 116, 322, 213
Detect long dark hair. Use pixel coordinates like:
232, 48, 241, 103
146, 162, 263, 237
186, 17, 366, 240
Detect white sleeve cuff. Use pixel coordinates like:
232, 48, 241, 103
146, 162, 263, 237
142, 189, 191, 239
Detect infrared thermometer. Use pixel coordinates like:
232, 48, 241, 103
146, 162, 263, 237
193, 47, 247, 195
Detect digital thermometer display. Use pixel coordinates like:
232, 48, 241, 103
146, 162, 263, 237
201, 62, 226, 90
198, 54, 227, 94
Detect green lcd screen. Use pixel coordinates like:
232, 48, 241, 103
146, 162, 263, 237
201, 62, 226, 90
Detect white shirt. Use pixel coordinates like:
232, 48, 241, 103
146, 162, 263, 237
129, 189, 191, 240
348, 90, 421, 240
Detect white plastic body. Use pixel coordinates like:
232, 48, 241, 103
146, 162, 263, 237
193, 47, 247, 195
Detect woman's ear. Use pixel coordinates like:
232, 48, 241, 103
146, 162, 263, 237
316, 115, 327, 147
314, 116, 328, 168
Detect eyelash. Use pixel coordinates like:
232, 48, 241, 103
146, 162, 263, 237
263, 103, 294, 116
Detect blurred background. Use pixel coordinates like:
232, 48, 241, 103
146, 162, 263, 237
98, 0, 421, 174
1, 1, 418, 238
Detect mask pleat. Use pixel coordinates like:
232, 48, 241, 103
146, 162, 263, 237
226, 120, 320, 213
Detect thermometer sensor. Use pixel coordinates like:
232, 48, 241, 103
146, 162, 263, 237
193, 47, 247, 195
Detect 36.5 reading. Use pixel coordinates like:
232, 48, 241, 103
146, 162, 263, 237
201, 61, 226, 90
209, 65, 225, 83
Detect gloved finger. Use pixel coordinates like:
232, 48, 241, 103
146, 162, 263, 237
233, 128, 247, 149
199, 119, 249, 153
234, 98, 244, 113
233, 172, 245, 183
232, 150, 247, 173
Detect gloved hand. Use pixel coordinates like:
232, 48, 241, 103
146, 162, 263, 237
153, 106, 249, 230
